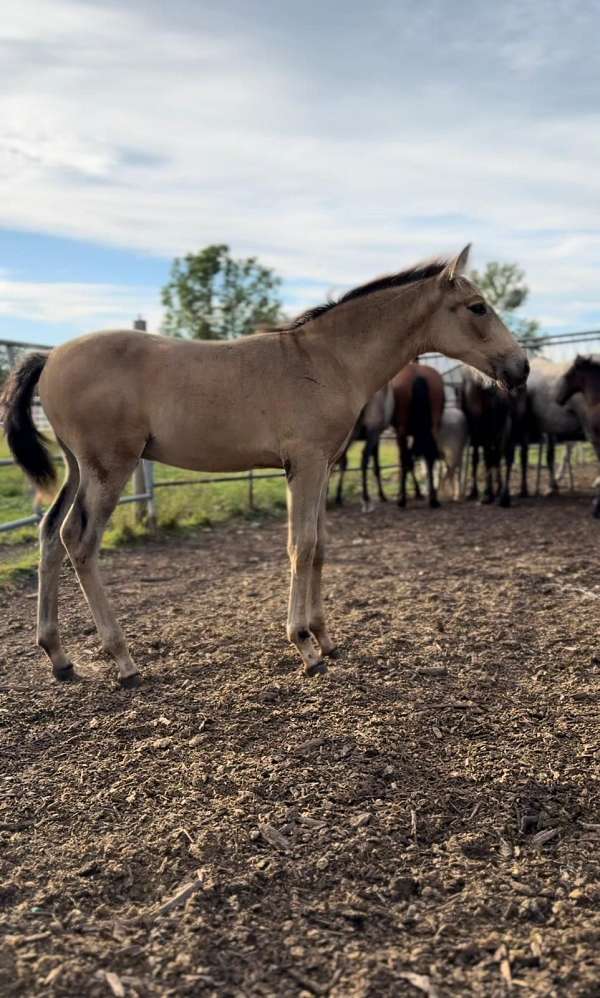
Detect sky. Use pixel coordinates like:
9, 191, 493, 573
0, 0, 599, 346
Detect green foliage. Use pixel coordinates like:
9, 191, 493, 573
469, 261, 541, 346
161, 244, 283, 340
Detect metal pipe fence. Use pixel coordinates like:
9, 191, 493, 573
2, 330, 600, 535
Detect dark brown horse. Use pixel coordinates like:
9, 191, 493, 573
391, 363, 445, 508
459, 371, 527, 507
556, 355, 600, 517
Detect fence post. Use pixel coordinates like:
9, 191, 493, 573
132, 460, 156, 525
460, 439, 470, 499
248, 469, 254, 511
143, 460, 156, 526
133, 463, 146, 523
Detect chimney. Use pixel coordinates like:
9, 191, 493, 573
133, 315, 147, 332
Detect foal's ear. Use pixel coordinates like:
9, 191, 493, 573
440, 244, 471, 283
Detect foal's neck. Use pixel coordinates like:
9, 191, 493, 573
315, 280, 438, 403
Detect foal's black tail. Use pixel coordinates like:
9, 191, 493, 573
409, 375, 439, 460
0, 351, 56, 490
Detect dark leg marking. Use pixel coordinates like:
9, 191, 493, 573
43, 484, 70, 537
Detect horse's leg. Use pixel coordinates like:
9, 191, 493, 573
556, 442, 575, 487
373, 434, 387, 502
459, 440, 469, 500
519, 441, 529, 498
499, 439, 515, 508
426, 448, 440, 509
37, 446, 80, 679
360, 437, 374, 513
451, 464, 461, 501
397, 435, 409, 508
567, 443, 575, 492
412, 465, 423, 499
309, 484, 336, 657
286, 460, 329, 675
546, 436, 559, 494
468, 445, 479, 500
482, 446, 495, 504
334, 450, 347, 505
61, 458, 141, 687
535, 441, 543, 496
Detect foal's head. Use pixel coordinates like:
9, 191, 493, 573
556, 355, 600, 405
427, 245, 529, 391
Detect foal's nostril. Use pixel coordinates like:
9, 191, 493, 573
523, 358, 530, 381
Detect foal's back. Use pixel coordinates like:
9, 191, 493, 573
37, 329, 357, 474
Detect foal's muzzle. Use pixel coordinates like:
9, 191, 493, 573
497, 355, 530, 392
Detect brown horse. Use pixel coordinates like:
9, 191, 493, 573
0, 246, 529, 686
391, 363, 445, 508
556, 355, 600, 517
459, 371, 527, 507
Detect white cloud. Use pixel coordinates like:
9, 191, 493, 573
0, 279, 161, 330
0, 0, 599, 330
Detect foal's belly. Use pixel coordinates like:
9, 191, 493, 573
143, 413, 281, 473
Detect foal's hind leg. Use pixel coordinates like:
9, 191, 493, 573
61, 458, 141, 687
309, 485, 336, 657
286, 458, 329, 675
37, 446, 80, 679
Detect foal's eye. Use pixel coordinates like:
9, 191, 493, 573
467, 302, 487, 316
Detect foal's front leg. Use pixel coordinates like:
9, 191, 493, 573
286, 460, 329, 675
309, 486, 336, 657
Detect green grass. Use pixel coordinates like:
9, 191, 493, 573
0, 433, 394, 585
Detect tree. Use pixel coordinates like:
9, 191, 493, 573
469, 261, 541, 347
161, 244, 283, 340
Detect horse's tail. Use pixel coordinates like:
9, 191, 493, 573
409, 375, 439, 460
0, 351, 56, 490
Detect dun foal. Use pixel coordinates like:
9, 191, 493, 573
1, 246, 529, 685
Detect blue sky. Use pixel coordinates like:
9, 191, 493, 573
1, 0, 599, 346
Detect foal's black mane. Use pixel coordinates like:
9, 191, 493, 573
281, 259, 448, 331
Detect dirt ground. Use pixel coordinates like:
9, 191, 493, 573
1, 488, 600, 997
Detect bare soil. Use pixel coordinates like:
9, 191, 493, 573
1, 489, 600, 997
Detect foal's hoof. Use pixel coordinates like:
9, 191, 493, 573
120, 672, 142, 689
305, 659, 327, 677
429, 498, 441, 509
499, 493, 511, 508
53, 663, 75, 682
